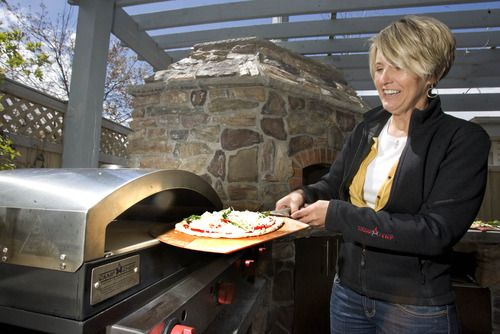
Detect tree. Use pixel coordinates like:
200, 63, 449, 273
103, 39, 153, 124
1, 1, 73, 100
0, 24, 48, 81
2, 1, 153, 124
0, 0, 49, 169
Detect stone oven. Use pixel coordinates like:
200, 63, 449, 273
127, 37, 367, 212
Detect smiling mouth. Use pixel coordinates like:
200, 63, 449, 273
384, 90, 400, 96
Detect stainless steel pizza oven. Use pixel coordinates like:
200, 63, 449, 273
0, 168, 266, 334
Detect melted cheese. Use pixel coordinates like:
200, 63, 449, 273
176, 209, 284, 238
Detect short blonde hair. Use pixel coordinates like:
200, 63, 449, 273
369, 15, 456, 84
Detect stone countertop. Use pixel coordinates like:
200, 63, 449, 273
460, 229, 500, 244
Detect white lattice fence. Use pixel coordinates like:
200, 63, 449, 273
100, 126, 128, 158
0, 78, 131, 166
0, 92, 64, 144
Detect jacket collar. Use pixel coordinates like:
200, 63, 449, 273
410, 96, 443, 125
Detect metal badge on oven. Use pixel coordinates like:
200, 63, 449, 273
90, 255, 140, 305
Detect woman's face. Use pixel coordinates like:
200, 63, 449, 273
373, 51, 429, 116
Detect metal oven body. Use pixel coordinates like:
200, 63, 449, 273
0, 169, 265, 333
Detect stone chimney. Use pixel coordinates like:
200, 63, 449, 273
128, 37, 368, 211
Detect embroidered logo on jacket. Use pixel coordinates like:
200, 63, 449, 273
357, 226, 394, 240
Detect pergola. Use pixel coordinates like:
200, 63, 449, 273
64, 0, 500, 167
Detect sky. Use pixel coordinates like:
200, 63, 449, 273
9, 0, 500, 119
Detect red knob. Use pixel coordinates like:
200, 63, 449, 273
170, 324, 196, 334
217, 282, 235, 304
244, 259, 255, 276
258, 247, 267, 260
149, 322, 165, 334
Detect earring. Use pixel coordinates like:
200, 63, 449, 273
427, 83, 438, 98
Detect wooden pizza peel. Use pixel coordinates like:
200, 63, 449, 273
154, 217, 310, 254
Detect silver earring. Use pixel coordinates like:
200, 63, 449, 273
427, 84, 438, 98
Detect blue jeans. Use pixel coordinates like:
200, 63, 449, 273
330, 278, 460, 334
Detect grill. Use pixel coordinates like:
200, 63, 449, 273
0, 168, 265, 334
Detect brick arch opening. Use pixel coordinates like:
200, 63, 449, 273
289, 148, 338, 189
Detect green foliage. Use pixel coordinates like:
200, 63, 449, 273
0, 2, 50, 169
0, 25, 49, 81
0, 134, 20, 170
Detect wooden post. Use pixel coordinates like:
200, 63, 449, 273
62, 0, 113, 167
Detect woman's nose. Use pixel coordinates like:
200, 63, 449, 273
379, 68, 396, 86
380, 68, 391, 82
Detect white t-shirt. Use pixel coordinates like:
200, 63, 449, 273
363, 118, 407, 208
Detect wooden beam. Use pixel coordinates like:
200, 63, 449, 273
153, 9, 500, 50
115, 0, 173, 7
132, 0, 499, 31
437, 93, 500, 113
112, 7, 172, 71
278, 38, 369, 55
316, 49, 500, 69
0, 78, 67, 112
275, 30, 500, 55
8, 133, 63, 154
343, 63, 500, 82
349, 77, 500, 90
62, 0, 114, 168
167, 49, 194, 63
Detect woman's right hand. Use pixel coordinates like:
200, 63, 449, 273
275, 189, 306, 214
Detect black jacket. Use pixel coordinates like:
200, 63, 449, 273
299, 97, 490, 305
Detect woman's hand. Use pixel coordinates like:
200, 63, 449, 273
275, 189, 306, 214
291, 200, 329, 227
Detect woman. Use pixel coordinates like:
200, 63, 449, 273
276, 16, 490, 333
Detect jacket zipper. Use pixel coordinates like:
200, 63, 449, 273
361, 243, 367, 292
418, 258, 426, 285
361, 244, 366, 269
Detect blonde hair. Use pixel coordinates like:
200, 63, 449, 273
369, 15, 456, 84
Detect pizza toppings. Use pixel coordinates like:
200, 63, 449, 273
175, 208, 285, 238
471, 219, 500, 231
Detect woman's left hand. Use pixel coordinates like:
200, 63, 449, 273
290, 200, 329, 227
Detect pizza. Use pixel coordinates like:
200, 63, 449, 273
175, 208, 285, 238
470, 219, 500, 231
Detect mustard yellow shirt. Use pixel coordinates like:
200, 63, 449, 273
349, 138, 399, 211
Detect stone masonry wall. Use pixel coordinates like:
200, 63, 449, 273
128, 37, 367, 212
